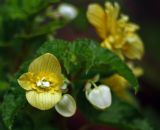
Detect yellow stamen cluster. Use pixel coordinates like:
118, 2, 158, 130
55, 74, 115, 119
18, 72, 62, 93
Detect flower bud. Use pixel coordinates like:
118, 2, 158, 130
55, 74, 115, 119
55, 94, 76, 117
86, 85, 112, 109
57, 3, 78, 20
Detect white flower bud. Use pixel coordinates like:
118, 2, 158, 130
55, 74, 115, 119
57, 3, 78, 20
86, 85, 112, 109
55, 94, 76, 117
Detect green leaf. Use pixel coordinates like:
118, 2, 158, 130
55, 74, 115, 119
0, 65, 28, 129
21, 0, 59, 15
78, 91, 154, 130
37, 39, 139, 91
17, 20, 64, 39
1, 38, 139, 129
0, 0, 59, 20
0, 81, 9, 91
1, 92, 25, 130
0, 0, 61, 43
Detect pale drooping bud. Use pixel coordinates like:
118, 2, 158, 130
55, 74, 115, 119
85, 81, 112, 109
55, 94, 76, 117
57, 3, 78, 20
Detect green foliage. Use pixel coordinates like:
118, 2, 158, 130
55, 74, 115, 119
0, 0, 59, 20
1, 93, 25, 130
38, 39, 139, 91
0, 77, 25, 130
0, 0, 62, 46
1, 38, 141, 129
78, 91, 153, 130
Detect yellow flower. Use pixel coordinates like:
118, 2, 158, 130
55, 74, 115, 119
87, 2, 144, 60
102, 74, 133, 103
18, 53, 76, 116
102, 62, 143, 103
102, 74, 128, 93
18, 53, 64, 110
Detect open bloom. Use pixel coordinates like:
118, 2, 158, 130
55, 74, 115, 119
87, 2, 144, 60
17, 53, 76, 116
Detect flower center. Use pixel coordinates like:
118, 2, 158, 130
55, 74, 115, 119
36, 77, 51, 88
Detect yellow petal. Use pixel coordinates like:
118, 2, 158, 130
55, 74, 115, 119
101, 39, 112, 50
123, 34, 144, 60
127, 62, 143, 77
87, 4, 107, 39
105, 2, 120, 21
113, 49, 125, 60
105, 2, 120, 34
116, 89, 136, 105
101, 74, 133, 103
29, 53, 61, 74
102, 74, 128, 92
17, 72, 34, 90
125, 23, 139, 32
133, 67, 143, 77
26, 91, 62, 110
